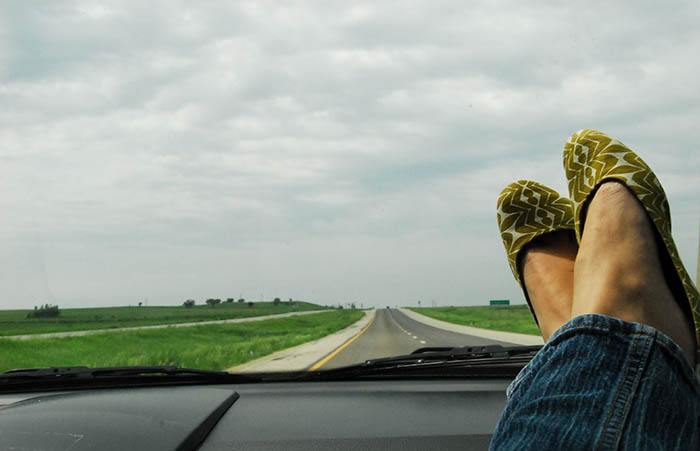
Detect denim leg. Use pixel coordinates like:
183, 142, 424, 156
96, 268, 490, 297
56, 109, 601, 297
489, 314, 700, 451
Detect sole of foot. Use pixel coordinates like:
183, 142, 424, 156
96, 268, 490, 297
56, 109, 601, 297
520, 230, 577, 341
572, 181, 695, 365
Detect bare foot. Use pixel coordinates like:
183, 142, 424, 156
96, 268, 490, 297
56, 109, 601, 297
520, 230, 577, 340
572, 181, 696, 365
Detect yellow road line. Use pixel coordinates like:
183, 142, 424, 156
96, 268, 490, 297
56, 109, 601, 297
307, 311, 376, 371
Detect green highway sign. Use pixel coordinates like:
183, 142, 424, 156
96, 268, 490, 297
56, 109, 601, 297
489, 300, 510, 306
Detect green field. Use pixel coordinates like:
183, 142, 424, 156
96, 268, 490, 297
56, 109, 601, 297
0, 310, 364, 373
408, 305, 540, 335
0, 301, 325, 337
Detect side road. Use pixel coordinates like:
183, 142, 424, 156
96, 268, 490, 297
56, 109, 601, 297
399, 308, 544, 345
228, 309, 376, 373
2, 310, 327, 340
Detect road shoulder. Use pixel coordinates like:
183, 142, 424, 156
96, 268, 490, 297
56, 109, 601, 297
399, 308, 544, 345
228, 309, 376, 373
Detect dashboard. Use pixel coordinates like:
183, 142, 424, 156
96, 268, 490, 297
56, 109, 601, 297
0, 378, 510, 450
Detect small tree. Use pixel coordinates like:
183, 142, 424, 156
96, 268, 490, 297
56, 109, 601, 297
273, 297, 281, 306
237, 298, 245, 303
206, 298, 222, 307
226, 298, 235, 303
247, 301, 254, 308
183, 299, 195, 308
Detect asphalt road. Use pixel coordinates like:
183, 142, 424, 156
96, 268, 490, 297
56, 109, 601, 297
320, 308, 516, 369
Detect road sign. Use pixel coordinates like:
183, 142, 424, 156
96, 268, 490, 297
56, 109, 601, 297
489, 300, 510, 306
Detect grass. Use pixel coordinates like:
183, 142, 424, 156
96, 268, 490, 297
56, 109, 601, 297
0, 301, 325, 337
408, 305, 539, 335
0, 310, 365, 373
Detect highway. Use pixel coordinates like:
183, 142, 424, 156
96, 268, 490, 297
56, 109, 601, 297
320, 308, 516, 369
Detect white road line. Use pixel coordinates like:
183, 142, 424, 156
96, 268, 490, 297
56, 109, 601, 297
419, 340, 426, 344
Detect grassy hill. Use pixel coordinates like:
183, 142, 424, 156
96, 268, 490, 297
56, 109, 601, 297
0, 301, 326, 336
0, 310, 364, 372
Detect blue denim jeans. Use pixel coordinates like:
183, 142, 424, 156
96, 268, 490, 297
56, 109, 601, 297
490, 314, 700, 450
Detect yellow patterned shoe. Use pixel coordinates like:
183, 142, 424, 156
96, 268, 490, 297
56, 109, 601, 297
497, 180, 575, 326
564, 129, 700, 367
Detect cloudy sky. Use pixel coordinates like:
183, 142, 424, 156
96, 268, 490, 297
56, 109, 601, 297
1, 1, 699, 309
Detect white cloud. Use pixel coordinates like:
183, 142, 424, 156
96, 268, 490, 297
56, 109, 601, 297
1, 0, 698, 308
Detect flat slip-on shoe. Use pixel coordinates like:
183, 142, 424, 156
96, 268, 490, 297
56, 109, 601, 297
497, 180, 575, 326
563, 129, 700, 367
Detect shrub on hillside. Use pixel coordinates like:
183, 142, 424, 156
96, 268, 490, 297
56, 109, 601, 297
183, 299, 195, 308
27, 304, 61, 318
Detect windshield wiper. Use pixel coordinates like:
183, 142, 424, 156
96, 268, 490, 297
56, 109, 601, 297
0, 365, 261, 392
0, 346, 542, 390
375, 344, 541, 364
305, 344, 542, 380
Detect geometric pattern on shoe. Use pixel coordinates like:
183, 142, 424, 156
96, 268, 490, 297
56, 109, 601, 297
497, 180, 575, 286
563, 128, 700, 360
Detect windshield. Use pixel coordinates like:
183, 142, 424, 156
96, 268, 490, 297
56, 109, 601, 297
1, 2, 698, 376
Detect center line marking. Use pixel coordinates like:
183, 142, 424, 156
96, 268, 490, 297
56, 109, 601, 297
419, 340, 426, 344
308, 312, 375, 371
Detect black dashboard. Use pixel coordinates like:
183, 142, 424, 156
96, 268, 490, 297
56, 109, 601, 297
0, 379, 510, 450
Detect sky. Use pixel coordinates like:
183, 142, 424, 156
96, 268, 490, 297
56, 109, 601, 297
1, 1, 699, 309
